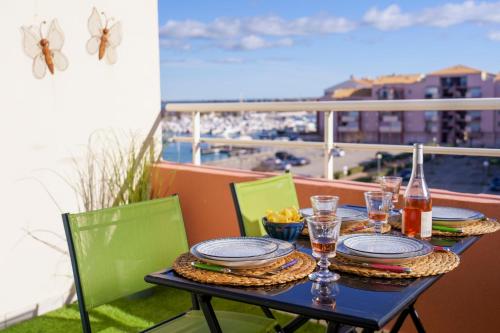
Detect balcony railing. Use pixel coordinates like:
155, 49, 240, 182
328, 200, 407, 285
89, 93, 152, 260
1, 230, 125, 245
161, 98, 500, 180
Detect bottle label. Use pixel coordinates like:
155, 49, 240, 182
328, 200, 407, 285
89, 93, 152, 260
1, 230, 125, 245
402, 210, 406, 234
420, 210, 432, 238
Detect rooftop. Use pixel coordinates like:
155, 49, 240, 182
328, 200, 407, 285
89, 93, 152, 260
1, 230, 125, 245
428, 64, 484, 76
331, 87, 372, 99
324, 76, 373, 93
372, 73, 424, 85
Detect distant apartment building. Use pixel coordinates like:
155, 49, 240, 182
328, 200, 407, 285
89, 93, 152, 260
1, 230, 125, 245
318, 65, 500, 147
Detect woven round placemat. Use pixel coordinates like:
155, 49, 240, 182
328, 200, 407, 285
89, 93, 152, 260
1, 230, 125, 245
301, 222, 391, 236
341, 221, 391, 235
330, 250, 460, 279
389, 218, 500, 237
173, 251, 316, 286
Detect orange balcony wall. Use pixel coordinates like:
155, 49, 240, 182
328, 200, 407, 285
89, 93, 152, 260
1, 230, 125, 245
152, 162, 500, 333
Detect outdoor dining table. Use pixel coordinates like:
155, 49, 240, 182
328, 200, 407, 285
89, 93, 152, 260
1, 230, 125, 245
145, 234, 480, 333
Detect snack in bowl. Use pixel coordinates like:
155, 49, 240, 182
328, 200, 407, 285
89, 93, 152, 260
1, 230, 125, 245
263, 207, 304, 242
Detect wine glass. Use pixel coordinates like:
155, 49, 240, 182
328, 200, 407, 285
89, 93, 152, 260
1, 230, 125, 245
306, 215, 342, 282
364, 191, 393, 235
310, 195, 339, 216
378, 176, 402, 210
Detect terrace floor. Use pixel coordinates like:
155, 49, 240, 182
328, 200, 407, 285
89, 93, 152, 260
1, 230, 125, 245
1, 287, 325, 333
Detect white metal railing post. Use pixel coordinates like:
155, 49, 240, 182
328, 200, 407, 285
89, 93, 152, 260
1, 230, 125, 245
192, 111, 201, 165
324, 111, 334, 180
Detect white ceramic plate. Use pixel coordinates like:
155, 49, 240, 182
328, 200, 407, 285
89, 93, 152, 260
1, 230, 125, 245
194, 237, 278, 260
191, 238, 295, 268
343, 234, 424, 255
432, 206, 484, 221
336, 245, 430, 264
300, 207, 367, 222
336, 234, 432, 263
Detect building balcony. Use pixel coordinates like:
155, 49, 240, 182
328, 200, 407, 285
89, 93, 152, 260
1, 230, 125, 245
465, 114, 481, 122
340, 115, 358, 122
424, 114, 439, 122
382, 115, 400, 122
151, 161, 500, 333
338, 124, 360, 132
379, 122, 402, 133
426, 124, 439, 133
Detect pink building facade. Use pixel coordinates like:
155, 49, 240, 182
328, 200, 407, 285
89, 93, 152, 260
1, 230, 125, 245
318, 65, 500, 147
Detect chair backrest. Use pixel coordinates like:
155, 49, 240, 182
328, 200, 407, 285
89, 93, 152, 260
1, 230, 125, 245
231, 173, 299, 236
63, 195, 189, 332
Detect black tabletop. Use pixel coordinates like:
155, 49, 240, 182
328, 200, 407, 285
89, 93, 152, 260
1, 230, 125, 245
145, 235, 479, 330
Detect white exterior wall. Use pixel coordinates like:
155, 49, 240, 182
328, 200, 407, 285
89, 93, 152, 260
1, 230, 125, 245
0, 0, 160, 326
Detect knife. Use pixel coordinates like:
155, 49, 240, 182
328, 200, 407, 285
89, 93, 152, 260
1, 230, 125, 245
191, 262, 269, 279
333, 260, 411, 273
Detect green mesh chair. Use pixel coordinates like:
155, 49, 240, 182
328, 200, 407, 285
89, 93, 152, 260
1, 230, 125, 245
230, 174, 312, 331
230, 173, 300, 236
63, 195, 277, 333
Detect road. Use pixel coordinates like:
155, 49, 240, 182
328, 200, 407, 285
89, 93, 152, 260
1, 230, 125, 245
207, 147, 376, 178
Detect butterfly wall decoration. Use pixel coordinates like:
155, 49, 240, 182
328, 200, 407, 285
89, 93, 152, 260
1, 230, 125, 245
86, 8, 122, 64
21, 20, 69, 79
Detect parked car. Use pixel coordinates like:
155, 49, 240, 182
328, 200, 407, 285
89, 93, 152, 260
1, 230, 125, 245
333, 148, 346, 157
260, 157, 282, 169
274, 151, 310, 166
489, 177, 500, 192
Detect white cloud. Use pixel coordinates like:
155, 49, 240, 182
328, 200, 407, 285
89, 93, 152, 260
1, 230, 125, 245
160, 15, 356, 40
364, 1, 500, 31
160, 20, 211, 39
161, 57, 246, 66
244, 15, 356, 36
159, 39, 192, 51
159, 14, 355, 51
363, 4, 413, 31
419, 1, 500, 27
222, 35, 294, 51
211, 57, 246, 64
159, 2, 500, 51
488, 30, 500, 40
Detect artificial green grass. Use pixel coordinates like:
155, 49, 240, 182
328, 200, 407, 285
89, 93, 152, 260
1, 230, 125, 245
2, 286, 324, 333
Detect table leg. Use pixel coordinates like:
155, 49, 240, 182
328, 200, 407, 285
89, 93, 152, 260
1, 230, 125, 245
191, 293, 200, 310
409, 304, 426, 333
197, 294, 222, 333
283, 315, 310, 332
390, 301, 427, 333
326, 321, 339, 333
260, 306, 284, 333
390, 307, 410, 333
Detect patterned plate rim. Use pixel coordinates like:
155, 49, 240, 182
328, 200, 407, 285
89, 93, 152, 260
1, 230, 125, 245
191, 238, 295, 263
338, 234, 432, 259
336, 241, 432, 264
343, 234, 425, 255
432, 206, 484, 220
194, 237, 279, 259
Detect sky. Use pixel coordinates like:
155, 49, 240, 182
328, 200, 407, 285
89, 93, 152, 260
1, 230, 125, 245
158, 0, 500, 100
